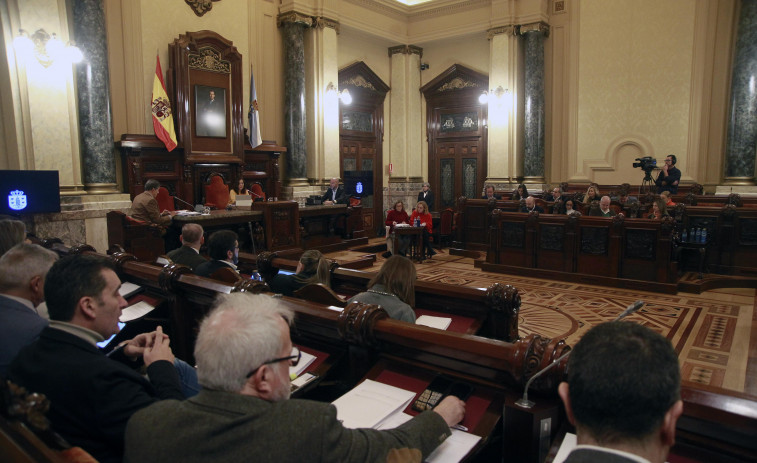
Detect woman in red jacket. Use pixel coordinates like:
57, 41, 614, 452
409, 200, 436, 258
383, 201, 410, 257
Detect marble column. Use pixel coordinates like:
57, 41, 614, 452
724, 0, 757, 184
520, 22, 549, 183
279, 12, 312, 186
72, 0, 117, 194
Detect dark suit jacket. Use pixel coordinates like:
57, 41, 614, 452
266, 271, 315, 297
8, 327, 183, 463
655, 166, 681, 194
321, 186, 347, 204
130, 191, 171, 227
417, 191, 435, 211
166, 245, 206, 271
563, 448, 641, 463
0, 295, 47, 376
125, 388, 450, 463
195, 259, 237, 278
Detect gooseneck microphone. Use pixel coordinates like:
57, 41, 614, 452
174, 195, 204, 213
514, 300, 645, 409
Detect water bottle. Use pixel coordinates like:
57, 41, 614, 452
252, 272, 261, 281
701, 228, 707, 243
695, 228, 702, 243
415, 217, 420, 227
682, 229, 688, 243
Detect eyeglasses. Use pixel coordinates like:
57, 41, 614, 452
245, 346, 301, 378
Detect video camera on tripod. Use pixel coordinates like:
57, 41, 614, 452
633, 156, 658, 193
633, 156, 657, 173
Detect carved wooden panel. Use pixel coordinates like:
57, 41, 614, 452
625, 229, 656, 260
580, 226, 608, 255
501, 222, 525, 248
540, 224, 564, 251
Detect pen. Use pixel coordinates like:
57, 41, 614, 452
451, 424, 468, 432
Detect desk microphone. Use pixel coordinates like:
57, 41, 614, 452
514, 300, 645, 409
174, 195, 205, 213
250, 190, 262, 198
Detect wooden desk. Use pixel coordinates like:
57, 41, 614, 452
393, 226, 426, 262
363, 357, 502, 461
172, 209, 265, 253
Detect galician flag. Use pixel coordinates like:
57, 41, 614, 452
248, 65, 262, 148
151, 55, 177, 151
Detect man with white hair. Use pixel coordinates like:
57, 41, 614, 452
321, 177, 347, 205
125, 293, 466, 462
0, 243, 58, 375
521, 196, 544, 214
591, 196, 617, 217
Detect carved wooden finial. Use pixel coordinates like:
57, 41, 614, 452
337, 301, 388, 348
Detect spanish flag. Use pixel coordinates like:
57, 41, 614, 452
151, 55, 177, 151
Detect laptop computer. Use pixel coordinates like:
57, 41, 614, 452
236, 194, 252, 207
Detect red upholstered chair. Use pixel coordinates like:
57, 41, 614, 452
433, 208, 454, 249
156, 187, 175, 212
250, 182, 266, 201
204, 175, 230, 209
106, 210, 165, 261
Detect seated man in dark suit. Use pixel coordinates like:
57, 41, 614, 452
558, 322, 683, 463
481, 184, 502, 200
521, 196, 544, 213
321, 177, 347, 205
195, 230, 239, 278
126, 293, 466, 462
166, 223, 206, 271
0, 243, 57, 376
8, 254, 184, 463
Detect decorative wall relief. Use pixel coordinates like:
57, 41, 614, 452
185, 0, 221, 17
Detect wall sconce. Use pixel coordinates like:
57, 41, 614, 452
479, 85, 510, 104
13, 29, 83, 68
326, 82, 352, 105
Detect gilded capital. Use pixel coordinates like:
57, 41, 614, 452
519, 21, 550, 37
487, 25, 516, 40
277, 11, 313, 28
388, 45, 423, 58
313, 16, 340, 33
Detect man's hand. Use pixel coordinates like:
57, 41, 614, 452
433, 396, 466, 427
324, 200, 334, 205
143, 326, 175, 366
121, 331, 155, 360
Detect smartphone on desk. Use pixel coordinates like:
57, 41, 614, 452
412, 376, 473, 412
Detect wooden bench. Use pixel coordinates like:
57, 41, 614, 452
252, 251, 522, 342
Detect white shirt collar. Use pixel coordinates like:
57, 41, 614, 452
573, 445, 651, 463
221, 260, 238, 271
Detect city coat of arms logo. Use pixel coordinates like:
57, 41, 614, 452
8, 190, 27, 211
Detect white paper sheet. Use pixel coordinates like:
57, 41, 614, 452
119, 300, 156, 322
416, 315, 452, 330
331, 379, 416, 429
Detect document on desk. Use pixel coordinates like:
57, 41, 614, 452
416, 315, 452, 330
290, 350, 316, 378
377, 413, 481, 463
331, 379, 416, 429
175, 210, 201, 216
119, 300, 155, 322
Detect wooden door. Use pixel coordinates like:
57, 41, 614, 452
340, 137, 379, 235
422, 65, 489, 211
338, 62, 390, 237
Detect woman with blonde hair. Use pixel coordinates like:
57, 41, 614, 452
582, 185, 601, 204
409, 201, 436, 258
347, 255, 417, 322
266, 249, 331, 297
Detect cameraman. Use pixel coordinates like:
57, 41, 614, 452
655, 154, 681, 194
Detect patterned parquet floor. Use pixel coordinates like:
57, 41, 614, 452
327, 244, 757, 396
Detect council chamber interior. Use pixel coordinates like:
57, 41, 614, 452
1, 1, 757, 462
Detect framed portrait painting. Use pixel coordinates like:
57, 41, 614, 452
195, 85, 227, 138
